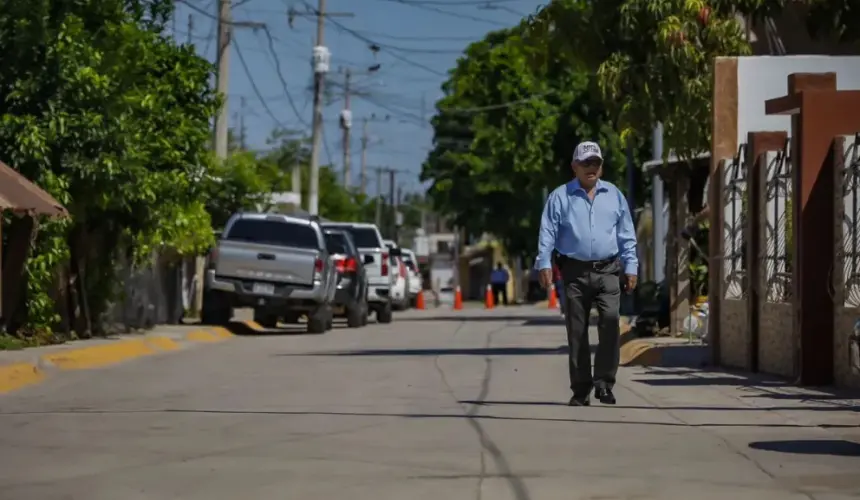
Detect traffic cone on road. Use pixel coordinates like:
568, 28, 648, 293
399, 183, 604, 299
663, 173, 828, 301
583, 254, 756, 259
415, 290, 425, 310
453, 286, 463, 310
548, 284, 558, 309
484, 284, 494, 309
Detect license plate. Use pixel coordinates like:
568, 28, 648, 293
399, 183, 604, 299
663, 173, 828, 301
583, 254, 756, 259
253, 282, 275, 295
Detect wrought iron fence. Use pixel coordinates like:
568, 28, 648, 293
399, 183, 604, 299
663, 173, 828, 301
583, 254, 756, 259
764, 140, 792, 303
841, 133, 860, 308
723, 145, 748, 299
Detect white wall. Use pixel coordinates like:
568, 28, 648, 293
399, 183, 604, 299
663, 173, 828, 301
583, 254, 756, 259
736, 56, 860, 146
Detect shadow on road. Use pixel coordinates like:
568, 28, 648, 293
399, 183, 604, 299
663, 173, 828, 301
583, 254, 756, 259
4, 407, 858, 429
459, 399, 859, 414
396, 315, 594, 327
749, 439, 860, 456
275, 344, 598, 357
632, 376, 791, 388
222, 320, 350, 337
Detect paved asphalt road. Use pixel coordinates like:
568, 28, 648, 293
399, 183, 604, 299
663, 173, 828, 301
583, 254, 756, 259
1, 307, 859, 499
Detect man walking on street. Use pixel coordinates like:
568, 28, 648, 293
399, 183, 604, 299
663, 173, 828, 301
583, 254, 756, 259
536, 141, 638, 406
489, 262, 510, 306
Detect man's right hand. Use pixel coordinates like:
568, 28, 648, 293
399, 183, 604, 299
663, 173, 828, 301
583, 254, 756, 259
538, 269, 553, 289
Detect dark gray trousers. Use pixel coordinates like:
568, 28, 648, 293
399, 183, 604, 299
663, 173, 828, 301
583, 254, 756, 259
560, 257, 622, 394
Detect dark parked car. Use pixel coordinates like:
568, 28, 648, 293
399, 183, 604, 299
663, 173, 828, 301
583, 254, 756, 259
324, 229, 371, 328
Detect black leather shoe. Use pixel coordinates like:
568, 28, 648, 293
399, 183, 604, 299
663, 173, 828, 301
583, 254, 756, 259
568, 394, 590, 406
595, 387, 616, 405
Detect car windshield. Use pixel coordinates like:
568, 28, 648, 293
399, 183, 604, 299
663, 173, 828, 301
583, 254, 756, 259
343, 227, 382, 248
225, 219, 319, 249
324, 233, 351, 255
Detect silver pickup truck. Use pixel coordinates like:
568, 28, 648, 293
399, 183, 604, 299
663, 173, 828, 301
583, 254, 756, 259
202, 212, 337, 333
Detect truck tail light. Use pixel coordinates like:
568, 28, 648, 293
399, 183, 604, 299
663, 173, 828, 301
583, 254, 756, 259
313, 257, 323, 281
381, 252, 389, 276
334, 256, 357, 273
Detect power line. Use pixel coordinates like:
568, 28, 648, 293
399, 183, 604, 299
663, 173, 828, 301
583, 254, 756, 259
349, 30, 485, 42
176, 0, 264, 27
256, 25, 310, 127
378, 0, 524, 4
320, 16, 450, 77
233, 37, 293, 130
373, 0, 512, 26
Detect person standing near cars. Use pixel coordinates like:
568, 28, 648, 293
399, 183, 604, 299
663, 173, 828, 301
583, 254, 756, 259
489, 262, 510, 306
536, 141, 638, 406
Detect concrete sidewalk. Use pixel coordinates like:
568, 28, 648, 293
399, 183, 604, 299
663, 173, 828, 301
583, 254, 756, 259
0, 307, 857, 499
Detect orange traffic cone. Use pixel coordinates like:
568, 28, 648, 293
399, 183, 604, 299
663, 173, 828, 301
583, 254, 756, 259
484, 284, 494, 309
548, 284, 558, 309
415, 290, 425, 310
453, 286, 463, 310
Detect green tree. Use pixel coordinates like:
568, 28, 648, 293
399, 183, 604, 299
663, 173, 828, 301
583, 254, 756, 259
523, 0, 860, 160
0, 0, 218, 336
422, 26, 634, 258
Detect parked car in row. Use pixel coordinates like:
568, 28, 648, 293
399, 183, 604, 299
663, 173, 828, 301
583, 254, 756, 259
383, 239, 410, 311
399, 248, 423, 307
201, 212, 426, 334
323, 228, 371, 328
202, 212, 337, 334
321, 222, 398, 323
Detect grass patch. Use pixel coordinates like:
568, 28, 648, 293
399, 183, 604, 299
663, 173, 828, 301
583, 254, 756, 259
0, 335, 28, 350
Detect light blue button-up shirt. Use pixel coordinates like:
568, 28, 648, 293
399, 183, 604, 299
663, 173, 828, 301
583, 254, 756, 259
536, 179, 638, 275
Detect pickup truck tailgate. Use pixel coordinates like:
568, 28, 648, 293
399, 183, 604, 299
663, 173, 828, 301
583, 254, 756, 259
215, 217, 324, 286
215, 241, 320, 285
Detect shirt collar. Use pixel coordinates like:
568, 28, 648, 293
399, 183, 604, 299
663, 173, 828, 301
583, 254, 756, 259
567, 178, 608, 195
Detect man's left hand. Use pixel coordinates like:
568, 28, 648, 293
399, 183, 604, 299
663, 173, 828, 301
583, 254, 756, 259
624, 274, 637, 293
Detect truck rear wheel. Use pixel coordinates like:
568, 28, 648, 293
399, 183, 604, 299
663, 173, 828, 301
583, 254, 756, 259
376, 302, 393, 324
307, 306, 330, 334
201, 292, 231, 325
346, 302, 363, 328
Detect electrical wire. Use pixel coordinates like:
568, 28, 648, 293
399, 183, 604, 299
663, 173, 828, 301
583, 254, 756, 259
256, 25, 310, 127
356, 94, 427, 126
372, 0, 512, 27
233, 37, 293, 129
321, 124, 335, 168
316, 13, 451, 78
379, 0, 524, 4
349, 30, 485, 42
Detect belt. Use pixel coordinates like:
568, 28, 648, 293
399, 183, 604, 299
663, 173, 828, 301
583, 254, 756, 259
559, 255, 618, 269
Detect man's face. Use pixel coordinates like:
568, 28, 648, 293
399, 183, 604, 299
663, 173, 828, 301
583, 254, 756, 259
572, 157, 603, 183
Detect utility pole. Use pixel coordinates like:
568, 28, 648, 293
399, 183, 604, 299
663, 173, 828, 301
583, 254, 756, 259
375, 167, 384, 228
360, 118, 369, 195
288, 1, 354, 214
186, 14, 193, 44
388, 169, 396, 239
340, 68, 352, 188
394, 185, 403, 244
239, 96, 247, 150
213, 0, 231, 160
307, 0, 327, 215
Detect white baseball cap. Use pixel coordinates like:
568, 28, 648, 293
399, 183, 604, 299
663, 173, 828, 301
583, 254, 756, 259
573, 141, 603, 163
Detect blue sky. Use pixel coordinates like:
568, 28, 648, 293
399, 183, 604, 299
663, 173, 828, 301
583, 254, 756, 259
171, 0, 543, 196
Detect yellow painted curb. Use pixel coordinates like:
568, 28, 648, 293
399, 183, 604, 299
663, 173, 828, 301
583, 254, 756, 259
0, 363, 46, 394
207, 326, 235, 339
185, 329, 226, 343
41, 336, 177, 370
244, 320, 265, 331
619, 339, 663, 366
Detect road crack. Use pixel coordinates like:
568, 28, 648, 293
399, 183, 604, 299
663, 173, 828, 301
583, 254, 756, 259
432, 320, 531, 500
